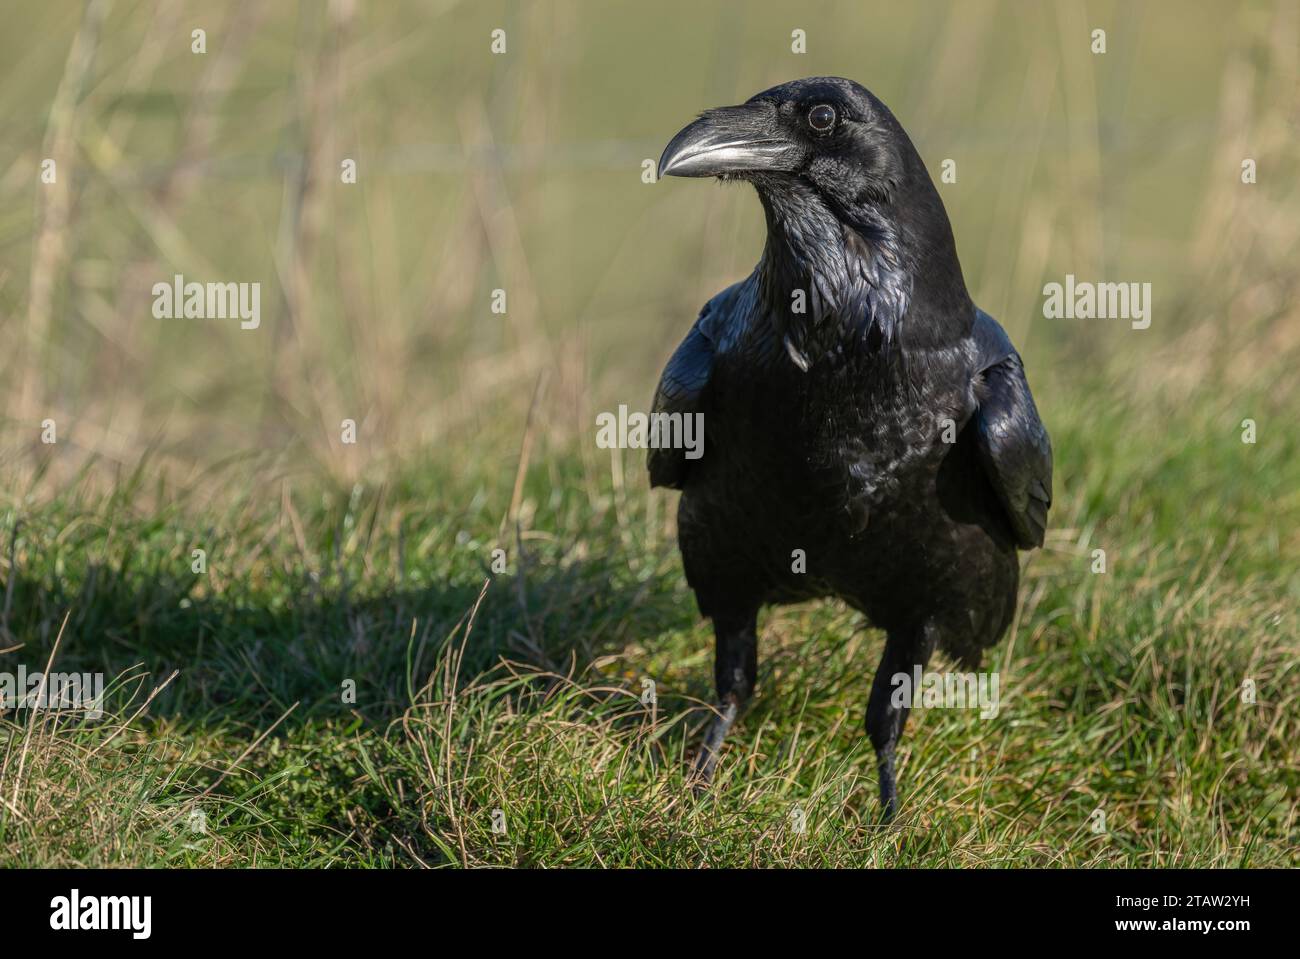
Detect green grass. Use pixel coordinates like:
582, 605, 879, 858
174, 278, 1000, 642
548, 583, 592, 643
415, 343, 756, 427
2, 366, 1295, 867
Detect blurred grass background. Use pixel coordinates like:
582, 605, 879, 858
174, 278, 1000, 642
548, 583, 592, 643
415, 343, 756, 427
0, 0, 1297, 867
1, 0, 1295, 482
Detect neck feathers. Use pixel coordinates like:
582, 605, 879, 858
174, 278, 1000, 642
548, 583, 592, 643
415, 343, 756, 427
755, 181, 964, 370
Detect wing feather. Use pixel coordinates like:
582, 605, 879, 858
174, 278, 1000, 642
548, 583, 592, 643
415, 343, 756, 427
648, 303, 719, 489
972, 309, 1053, 549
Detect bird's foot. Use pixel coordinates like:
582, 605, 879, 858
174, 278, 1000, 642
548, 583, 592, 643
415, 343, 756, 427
688, 699, 739, 794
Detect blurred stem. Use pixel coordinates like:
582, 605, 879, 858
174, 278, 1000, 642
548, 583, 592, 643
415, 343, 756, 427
20, 0, 111, 424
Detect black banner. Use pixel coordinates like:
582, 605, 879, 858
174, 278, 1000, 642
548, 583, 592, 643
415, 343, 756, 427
2, 868, 1282, 945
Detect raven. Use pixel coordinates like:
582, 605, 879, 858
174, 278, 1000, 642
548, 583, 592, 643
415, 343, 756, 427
651, 77, 1052, 819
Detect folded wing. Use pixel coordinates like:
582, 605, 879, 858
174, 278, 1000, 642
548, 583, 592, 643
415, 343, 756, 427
647, 296, 726, 490
971, 309, 1053, 549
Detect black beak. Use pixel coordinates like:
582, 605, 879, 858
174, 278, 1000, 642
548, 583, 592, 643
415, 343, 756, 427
658, 103, 800, 179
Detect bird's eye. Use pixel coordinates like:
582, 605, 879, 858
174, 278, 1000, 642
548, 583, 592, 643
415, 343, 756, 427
808, 104, 836, 132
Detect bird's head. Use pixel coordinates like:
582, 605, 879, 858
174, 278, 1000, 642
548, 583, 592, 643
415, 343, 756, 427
658, 78, 970, 359
657, 77, 912, 210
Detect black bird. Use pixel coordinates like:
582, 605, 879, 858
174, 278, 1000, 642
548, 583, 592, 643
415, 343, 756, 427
650, 77, 1052, 819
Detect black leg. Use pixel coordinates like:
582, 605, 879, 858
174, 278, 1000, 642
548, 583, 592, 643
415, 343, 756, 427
865, 625, 937, 821
690, 609, 758, 789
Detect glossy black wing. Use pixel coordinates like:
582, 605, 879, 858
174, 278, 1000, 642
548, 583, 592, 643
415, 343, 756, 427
647, 299, 723, 490
972, 308, 1053, 549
